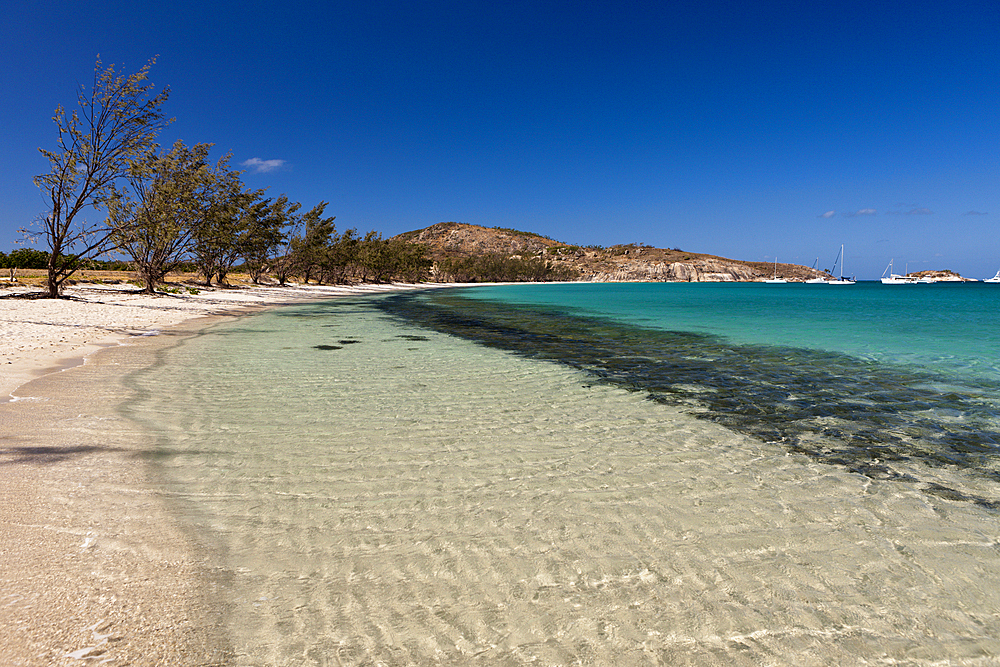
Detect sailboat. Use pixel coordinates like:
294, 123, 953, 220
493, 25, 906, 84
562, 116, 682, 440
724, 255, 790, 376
827, 245, 856, 285
880, 259, 915, 284
764, 258, 788, 283
804, 257, 829, 283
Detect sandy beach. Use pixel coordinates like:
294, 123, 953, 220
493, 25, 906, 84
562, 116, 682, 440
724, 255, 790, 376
0, 281, 440, 666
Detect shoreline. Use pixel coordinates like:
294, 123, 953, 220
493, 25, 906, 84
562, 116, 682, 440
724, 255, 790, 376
2, 281, 462, 401
0, 281, 460, 665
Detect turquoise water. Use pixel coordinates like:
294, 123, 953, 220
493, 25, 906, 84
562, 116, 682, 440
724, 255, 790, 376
129, 283, 1000, 665
380, 283, 1000, 496
440, 282, 1000, 380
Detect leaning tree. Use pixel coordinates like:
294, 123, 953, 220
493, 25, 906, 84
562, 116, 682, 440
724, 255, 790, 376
29, 56, 169, 297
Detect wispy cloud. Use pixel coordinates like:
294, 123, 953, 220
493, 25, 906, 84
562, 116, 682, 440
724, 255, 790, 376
964, 210, 989, 216
818, 210, 835, 218
846, 208, 876, 217
887, 207, 934, 215
241, 158, 287, 173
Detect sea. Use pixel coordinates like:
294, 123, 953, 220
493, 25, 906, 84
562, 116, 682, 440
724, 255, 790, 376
125, 281, 1000, 666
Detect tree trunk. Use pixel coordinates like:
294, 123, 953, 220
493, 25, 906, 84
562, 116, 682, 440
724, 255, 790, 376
46, 267, 62, 298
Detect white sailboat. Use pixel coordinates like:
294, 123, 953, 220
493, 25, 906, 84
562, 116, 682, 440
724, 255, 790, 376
804, 257, 829, 283
764, 258, 788, 283
880, 259, 915, 284
827, 245, 855, 285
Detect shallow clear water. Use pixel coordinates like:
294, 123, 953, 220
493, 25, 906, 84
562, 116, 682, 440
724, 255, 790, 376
128, 284, 1000, 665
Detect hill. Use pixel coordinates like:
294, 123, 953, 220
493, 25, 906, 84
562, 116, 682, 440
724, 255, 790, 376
908, 269, 972, 282
394, 222, 830, 282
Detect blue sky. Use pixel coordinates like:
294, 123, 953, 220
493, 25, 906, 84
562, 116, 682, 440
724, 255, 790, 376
2, 0, 997, 279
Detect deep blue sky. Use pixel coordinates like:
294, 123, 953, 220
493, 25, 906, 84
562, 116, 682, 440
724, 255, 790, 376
3, 0, 997, 279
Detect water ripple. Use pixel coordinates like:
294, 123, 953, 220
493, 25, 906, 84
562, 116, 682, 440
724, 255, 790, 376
378, 291, 1000, 506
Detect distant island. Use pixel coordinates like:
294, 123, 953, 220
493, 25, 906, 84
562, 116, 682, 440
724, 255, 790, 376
905, 269, 972, 282
397, 222, 832, 283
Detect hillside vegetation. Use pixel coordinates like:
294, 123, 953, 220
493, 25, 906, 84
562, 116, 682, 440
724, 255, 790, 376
395, 222, 829, 283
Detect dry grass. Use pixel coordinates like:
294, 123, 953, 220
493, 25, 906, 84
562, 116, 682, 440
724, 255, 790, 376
1, 270, 259, 290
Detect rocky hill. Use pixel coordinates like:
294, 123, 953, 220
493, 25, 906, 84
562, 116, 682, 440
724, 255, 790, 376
396, 222, 559, 258
395, 222, 830, 282
907, 269, 971, 282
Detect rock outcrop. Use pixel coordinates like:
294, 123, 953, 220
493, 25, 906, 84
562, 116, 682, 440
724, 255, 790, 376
585, 258, 762, 282
908, 269, 971, 282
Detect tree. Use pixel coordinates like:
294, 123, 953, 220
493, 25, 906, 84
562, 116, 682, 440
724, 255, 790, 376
289, 202, 336, 284
318, 227, 359, 284
188, 159, 254, 286
241, 195, 300, 284
30, 57, 170, 298
434, 253, 576, 282
269, 215, 302, 286
108, 141, 218, 293
7, 248, 50, 269
387, 238, 432, 283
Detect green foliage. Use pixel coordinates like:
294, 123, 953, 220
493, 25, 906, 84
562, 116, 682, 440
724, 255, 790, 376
3, 248, 50, 269
1, 248, 58, 281
288, 201, 337, 284
316, 227, 360, 284
281, 216, 431, 286
109, 140, 221, 292
435, 253, 579, 283
545, 245, 581, 255
189, 164, 261, 286
605, 243, 652, 256
241, 195, 300, 284
490, 226, 555, 241
354, 233, 432, 283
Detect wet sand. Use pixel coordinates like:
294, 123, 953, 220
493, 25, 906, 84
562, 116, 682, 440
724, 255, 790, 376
1, 328, 231, 665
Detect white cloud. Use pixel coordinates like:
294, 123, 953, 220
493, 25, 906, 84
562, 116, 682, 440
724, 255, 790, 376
241, 158, 286, 173
818, 210, 835, 218
846, 208, 877, 217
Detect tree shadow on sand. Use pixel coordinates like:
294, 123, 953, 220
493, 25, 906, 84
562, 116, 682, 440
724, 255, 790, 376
0, 444, 128, 465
